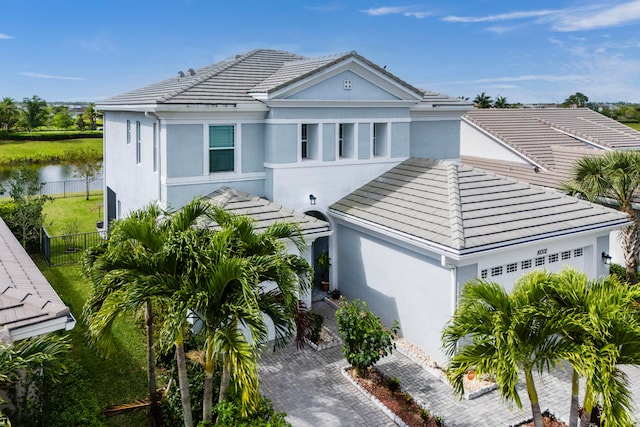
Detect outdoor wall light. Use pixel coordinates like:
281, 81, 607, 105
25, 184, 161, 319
602, 252, 612, 265
309, 194, 317, 205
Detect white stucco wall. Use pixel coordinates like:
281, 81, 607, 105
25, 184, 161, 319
104, 111, 160, 218
460, 120, 530, 164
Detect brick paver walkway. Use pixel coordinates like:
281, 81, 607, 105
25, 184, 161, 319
258, 299, 640, 426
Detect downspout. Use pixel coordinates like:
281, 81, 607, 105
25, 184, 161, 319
144, 111, 161, 205
441, 254, 458, 319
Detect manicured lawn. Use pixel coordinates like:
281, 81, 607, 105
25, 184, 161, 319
43, 192, 104, 234
36, 259, 150, 426
0, 138, 102, 165
626, 123, 640, 131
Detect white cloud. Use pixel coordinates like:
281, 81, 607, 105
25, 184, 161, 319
551, 1, 640, 31
449, 74, 591, 84
21, 72, 84, 81
361, 6, 431, 18
0, 33, 13, 39
442, 10, 557, 23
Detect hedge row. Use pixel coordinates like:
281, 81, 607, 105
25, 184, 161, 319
0, 130, 102, 141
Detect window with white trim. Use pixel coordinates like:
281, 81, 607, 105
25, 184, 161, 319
126, 120, 131, 144
209, 125, 235, 173
373, 122, 389, 157
574, 248, 583, 257
562, 251, 571, 260
339, 123, 355, 159
506, 263, 518, 273
481, 269, 488, 279
535, 256, 546, 267
549, 253, 559, 263
491, 266, 503, 277
136, 121, 141, 164
301, 123, 319, 160
521, 259, 532, 269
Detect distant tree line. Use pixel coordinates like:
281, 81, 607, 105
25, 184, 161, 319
0, 96, 101, 133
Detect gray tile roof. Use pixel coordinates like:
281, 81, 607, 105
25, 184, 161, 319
329, 158, 629, 254
98, 49, 469, 108
463, 108, 640, 169
0, 218, 71, 343
202, 187, 330, 237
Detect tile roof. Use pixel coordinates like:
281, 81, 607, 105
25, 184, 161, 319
0, 218, 72, 343
99, 49, 469, 108
202, 187, 330, 237
329, 158, 629, 254
463, 108, 640, 169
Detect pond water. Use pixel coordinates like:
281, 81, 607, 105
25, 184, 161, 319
0, 164, 103, 184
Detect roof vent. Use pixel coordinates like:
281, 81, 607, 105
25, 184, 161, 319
188, 68, 195, 76
177, 71, 185, 78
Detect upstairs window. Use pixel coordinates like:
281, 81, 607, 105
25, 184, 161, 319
153, 123, 157, 172
339, 123, 355, 159
209, 125, 235, 173
373, 122, 389, 157
126, 120, 131, 144
300, 123, 319, 160
136, 121, 141, 164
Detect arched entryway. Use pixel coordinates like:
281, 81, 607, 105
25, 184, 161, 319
305, 210, 332, 299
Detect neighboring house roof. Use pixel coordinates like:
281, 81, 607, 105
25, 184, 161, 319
98, 49, 470, 109
329, 158, 629, 256
0, 218, 75, 343
463, 108, 640, 170
202, 187, 331, 238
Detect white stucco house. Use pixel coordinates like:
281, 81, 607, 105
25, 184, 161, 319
460, 108, 640, 266
97, 50, 630, 360
329, 158, 628, 362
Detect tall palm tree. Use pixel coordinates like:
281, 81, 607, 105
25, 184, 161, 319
563, 150, 640, 283
184, 207, 313, 422
442, 271, 570, 427
473, 92, 493, 109
549, 269, 640, 427
82, 200, 212, 427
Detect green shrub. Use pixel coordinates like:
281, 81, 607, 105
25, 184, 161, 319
609, 262, 629, 283
335, 299, 398, 378
309, 311, 324, 344
386, 376, 401, 393
420, 409, 430, 422
212, 392, 290, 427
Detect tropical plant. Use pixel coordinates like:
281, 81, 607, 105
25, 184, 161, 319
548, 269, 640, 427
563, 150, 640, 283
336, 299, 398, 378
19, 95, 49, 132
0, 97, 20, 130
185, 207, 313, 422
82, 200, 213, 427
442, 272, 570, 427
493, 96, 509, 108
473, 92, 493, 109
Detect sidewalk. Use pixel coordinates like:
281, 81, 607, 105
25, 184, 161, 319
258, 299, 640, 426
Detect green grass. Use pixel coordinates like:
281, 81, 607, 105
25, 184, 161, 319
0, 138, 102, 165
625, 122, 640, 131
36, 260, 150, 426
43, 192, 104, 234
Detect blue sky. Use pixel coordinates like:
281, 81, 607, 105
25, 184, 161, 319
2, 1, 640, 104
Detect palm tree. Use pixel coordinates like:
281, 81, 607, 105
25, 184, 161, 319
494, 96, 509, 108
563, 150, 640, 283
184, 207, 313, 422
473, 92, 493, 109
442, 271, 569, 427
549, 269, 640, 427
82, 200, 212, 427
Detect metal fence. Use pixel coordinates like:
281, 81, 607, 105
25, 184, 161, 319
41, 227, 105, 266
0, 178, 103, 199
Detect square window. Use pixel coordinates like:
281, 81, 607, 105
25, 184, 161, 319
209, 125, 234, 173
481, 269, 488, 279
521, 259, 532, 269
